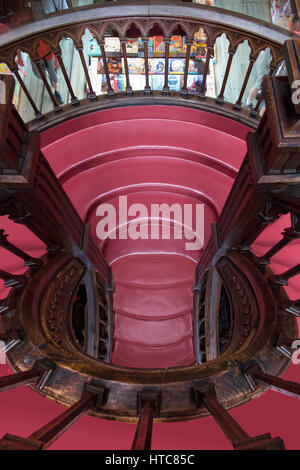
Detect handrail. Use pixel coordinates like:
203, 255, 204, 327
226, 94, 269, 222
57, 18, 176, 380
0, 1, 296, 127
0, 2, 295, 47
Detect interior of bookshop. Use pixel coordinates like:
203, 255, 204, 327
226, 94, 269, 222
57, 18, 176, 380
0, 0, 299, 123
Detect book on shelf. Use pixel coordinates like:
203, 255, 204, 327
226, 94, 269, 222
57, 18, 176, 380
104, 37, 121, 53
88, 37, 102, 56
126, 39, 139, 54
154, 37, 165, 56
187, 75, 205, 94
115, 74, 126, 92
168, 75, 182, 91
151, 75, 164, 90
127, 58, 145, 74
169, 58, 185, 74
170, 36, 183, 54
129, 74, 146, 90
107, 58, 122, 74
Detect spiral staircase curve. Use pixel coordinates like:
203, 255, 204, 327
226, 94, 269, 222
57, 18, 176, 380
0, 102, 299, 449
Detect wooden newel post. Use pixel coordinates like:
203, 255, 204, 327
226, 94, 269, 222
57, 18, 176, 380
0, 382, 107, 450
131, 390, 161, 450
193, 384, 285, 450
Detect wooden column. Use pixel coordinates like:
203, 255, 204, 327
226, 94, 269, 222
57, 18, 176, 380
193, 384, 285, 449
216, 49, 235, 104
0, 230, 41, 268
275, 264, 300, 285
32, 59, 61, 112
76, 46, 96, 100
234, 55, 256, 109
131, 390, 161, 450
143, 38, 151, 95
0, 361, 54, 392
181, 39, 193, 96
121, 40, 133, 95
11, 67, 42, 118
259, 212, 300, 265
0, 270, 26, 288
163, 38, 171, 95
55, 51, 79, 105
99, 42, 114, 96
199, 43, 214, 99
0, 383, 106, 450
252, 370, 300, 399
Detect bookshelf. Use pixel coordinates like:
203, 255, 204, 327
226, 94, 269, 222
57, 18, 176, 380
87, 35, 216, 97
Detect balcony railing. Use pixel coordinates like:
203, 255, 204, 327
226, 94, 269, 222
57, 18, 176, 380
0, 3, 299, 451
0, 1, 295, 128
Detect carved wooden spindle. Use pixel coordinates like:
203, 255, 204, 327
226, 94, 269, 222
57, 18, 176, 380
32, 59, 61, 111
120, 39, 132, 95
285, 300, 300, 316
275, 264, 300, 285
0, 270, 26, 288
143, 37, 151, 95
250, 65, 276, 118
163, 38, 171, 95
0, 382, 105, 450
276, 344, 293, 358
259, 213, 300, 265
194, 384, 285, 449
54, 51, 79, 105
27, 383, 106, 449
181, 38, 193, 95
194, 384, 249, 445
76, 45, 96, 100
0, 299, 8, 315
216, 49, 235, 103
99, 42, 114, 96
251, 370, 300, 399
10, 67, 42, 118
0, 230, 41, 268
234, 55, 257, 109
131, 390, 161, 450
199, 42, 214, 99
0, 361, 54, 392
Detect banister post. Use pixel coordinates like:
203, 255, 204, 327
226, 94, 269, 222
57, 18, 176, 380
131, 390, 161, 450
193, 384, 285, 450
0, 382, 107, 450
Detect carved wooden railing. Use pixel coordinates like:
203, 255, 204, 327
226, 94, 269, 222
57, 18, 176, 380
0, 1, 295, 129
0, 76, 114, 369
0, 5, 299, 452
193, 38, 300, 449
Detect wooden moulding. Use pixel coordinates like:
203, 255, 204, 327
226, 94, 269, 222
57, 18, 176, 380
2, 250, 296, 423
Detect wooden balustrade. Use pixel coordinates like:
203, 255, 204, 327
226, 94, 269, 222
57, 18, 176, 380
191, 40, 300, 451
0, 102, 112, 287
0, 3, 291, 125
0, 229, 41, 268
0, 360, 54, 392
193, 384, 285, 449
249, 369, 300, 399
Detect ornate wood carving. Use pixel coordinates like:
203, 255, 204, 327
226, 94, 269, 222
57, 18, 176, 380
40, 258, 85, 353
